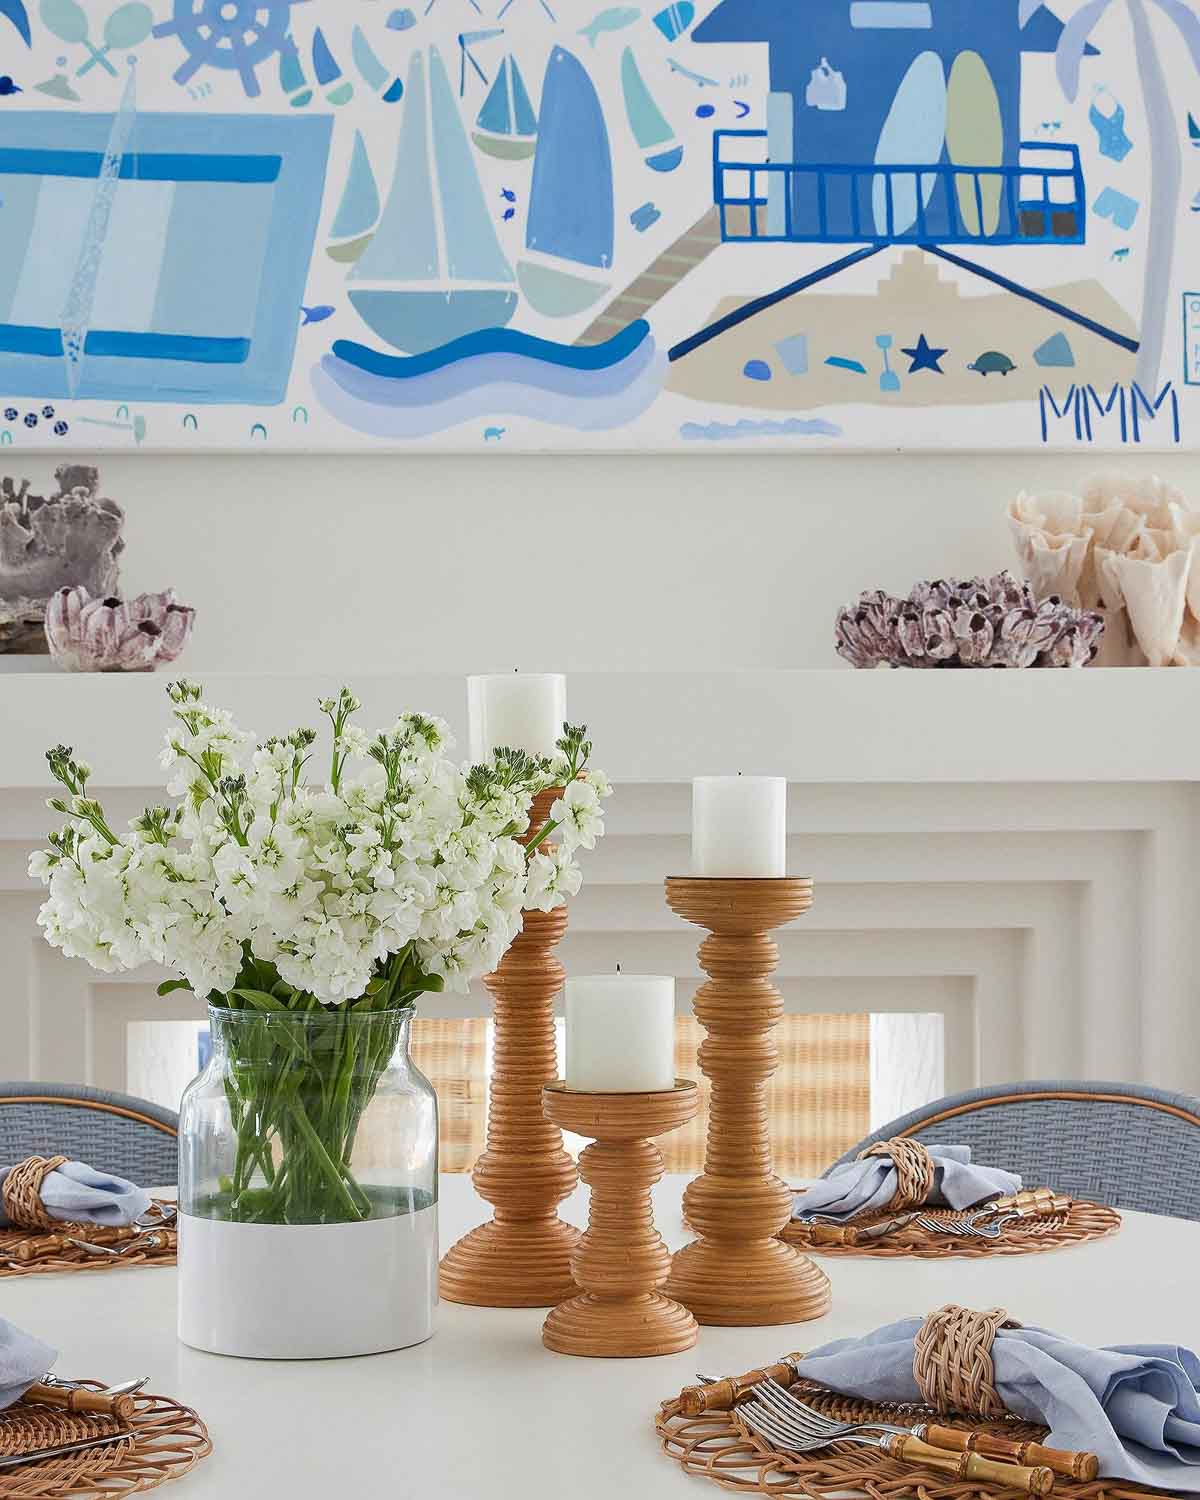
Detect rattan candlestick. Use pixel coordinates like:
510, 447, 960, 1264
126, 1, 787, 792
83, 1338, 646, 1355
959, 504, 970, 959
662, 876, 832, 1327
542, 1080, 699, 1357
439, 789, 580, 1308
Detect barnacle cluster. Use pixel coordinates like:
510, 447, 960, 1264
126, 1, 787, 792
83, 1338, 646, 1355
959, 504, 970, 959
835, 571, 1104, 670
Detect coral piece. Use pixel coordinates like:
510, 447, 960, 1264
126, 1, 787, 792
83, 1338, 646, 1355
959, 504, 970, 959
44, 586, 196, 673
835, 572, 1104, 670
0, 466, 125, 654
1010, 474, 1200, 667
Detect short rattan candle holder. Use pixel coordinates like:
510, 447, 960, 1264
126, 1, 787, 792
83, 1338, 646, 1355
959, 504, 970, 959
440, 789, 580, 1309
541, 1080, 699, 1358
662, 876, 832, 1327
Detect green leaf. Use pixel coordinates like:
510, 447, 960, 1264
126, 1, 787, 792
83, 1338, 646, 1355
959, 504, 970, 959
405, 973, 444, 994
229, 987, 288, 1013
157, 978, 194, 997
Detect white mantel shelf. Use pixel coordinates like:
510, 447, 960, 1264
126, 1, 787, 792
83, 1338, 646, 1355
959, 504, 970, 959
1, 668, 1197, 787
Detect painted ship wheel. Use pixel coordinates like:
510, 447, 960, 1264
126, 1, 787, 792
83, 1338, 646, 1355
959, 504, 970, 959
152, 0, 303, 98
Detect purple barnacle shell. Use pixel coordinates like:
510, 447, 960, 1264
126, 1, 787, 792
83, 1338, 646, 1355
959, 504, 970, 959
43, 584, 196, 672
896, 614, 926, 662
836, 571, 1103, 668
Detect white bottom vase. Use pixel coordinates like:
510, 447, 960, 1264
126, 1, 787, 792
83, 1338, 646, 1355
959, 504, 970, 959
177, 1203, 438, 1358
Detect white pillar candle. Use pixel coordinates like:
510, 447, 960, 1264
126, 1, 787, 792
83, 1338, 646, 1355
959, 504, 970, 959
564, 975, 676, 1093
467, 673, 566, 762
691, 775, 787, 878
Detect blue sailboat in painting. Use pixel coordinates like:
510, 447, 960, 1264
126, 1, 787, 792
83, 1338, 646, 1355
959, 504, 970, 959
327, 128, 380, 263
517, 46, 614, 318
348, 47, 517, 354
472, 53, 537, 159
620, 48, 682, 172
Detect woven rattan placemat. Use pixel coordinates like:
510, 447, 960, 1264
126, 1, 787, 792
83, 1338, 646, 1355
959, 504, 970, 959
781, 1200, 1122, 1258
657, 1384, 1182, 1500
0, 1390, 210, 1497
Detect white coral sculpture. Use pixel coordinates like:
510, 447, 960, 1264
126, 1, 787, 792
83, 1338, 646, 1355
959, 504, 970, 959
1009, 474, 1200, 667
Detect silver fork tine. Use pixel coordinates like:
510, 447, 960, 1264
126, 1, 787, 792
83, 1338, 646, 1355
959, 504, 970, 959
751, 1386, 821, 1442
740, 1399, 892, 1458
758, 1382, 847, 1441
740, 1401, 807, 1451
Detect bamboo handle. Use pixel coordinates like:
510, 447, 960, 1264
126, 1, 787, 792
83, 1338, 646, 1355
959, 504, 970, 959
805, 1224, 857, 1246
989, 1190, 1072, 1219
83, 1226, 140, 1247
13, 1234, 69, 1262
25, 1384, 134, 1421
924, 1425, 1098, 1481
678, 1360, 802, 1417
889, 1436, 1054, 1495
16, 1226, 139, 1260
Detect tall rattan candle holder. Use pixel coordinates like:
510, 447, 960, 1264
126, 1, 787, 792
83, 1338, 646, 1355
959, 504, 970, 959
661, 876, 832, 1327
541, 1080, 699, 1358
439, 789, 580, 1308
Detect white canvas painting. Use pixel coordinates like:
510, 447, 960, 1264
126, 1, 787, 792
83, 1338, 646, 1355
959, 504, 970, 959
0, 0, 1195, 451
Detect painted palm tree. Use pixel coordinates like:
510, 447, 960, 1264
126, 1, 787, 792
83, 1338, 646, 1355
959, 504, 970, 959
1025, 0, 1200, 390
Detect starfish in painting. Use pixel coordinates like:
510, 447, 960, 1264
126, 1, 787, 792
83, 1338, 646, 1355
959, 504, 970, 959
900, 334, 948, 374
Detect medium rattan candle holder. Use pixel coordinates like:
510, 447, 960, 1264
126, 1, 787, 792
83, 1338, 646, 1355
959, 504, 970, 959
662, 876, 832, 1327
541, 1080, 699, 1358
440, 789, 580, 1309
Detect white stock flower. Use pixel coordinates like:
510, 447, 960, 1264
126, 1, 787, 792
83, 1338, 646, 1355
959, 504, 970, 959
551, 780, 604, 853
32, 687, 612, 1007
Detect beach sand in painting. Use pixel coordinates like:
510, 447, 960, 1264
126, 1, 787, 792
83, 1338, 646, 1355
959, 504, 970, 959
666, 250, 1138, 411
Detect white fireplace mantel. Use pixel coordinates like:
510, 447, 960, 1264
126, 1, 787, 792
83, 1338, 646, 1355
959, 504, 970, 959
2, 668, 1198, 1106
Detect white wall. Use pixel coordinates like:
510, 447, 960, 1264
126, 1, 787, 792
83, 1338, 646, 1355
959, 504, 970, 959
40, 450, 1200, 675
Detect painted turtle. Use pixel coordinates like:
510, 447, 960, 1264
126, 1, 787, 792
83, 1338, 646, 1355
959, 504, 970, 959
968, 351, 1018, 376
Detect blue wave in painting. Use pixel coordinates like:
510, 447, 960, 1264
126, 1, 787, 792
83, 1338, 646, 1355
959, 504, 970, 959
330, 319, 650, 379
323, 337, 657, 408
312, 322, 664, 438
680, 416, 843, 441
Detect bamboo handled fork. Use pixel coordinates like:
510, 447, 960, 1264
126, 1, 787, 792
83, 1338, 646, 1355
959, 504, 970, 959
679, 1366, 1099, 1481
738, 1379, 1056, 1495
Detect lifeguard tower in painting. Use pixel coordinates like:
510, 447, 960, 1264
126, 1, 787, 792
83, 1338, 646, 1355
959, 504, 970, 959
693, 0, 1088, 247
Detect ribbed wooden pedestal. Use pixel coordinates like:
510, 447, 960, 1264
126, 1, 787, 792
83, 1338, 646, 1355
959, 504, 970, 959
542, 1082, 699, 1358
439, 792, 580, 1308
662, 877, 832, 1328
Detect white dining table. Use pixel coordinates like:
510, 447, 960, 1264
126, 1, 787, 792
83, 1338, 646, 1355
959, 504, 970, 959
3, 1175, 1197, 1500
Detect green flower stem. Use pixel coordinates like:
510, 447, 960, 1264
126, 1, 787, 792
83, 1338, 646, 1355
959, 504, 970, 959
212, 1001, 405, 1225
284, 1102, 365, 1221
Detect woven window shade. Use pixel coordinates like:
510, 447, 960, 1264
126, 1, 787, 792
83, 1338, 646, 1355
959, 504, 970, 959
420, 1013, 870, 1180
659, 1014, 871, 1179
410, 1018, 489, 1174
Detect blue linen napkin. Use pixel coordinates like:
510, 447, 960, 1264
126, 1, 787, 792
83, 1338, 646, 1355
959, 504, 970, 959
0, 1317, 56, 1410
793, 1145, 1021, 1222
797, 1317, 1200, 1490
0, 1160, 151, 1229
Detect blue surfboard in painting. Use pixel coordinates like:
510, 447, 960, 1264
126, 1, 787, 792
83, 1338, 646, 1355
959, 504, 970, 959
517, 46, 614, 318
871, 50, 946, 237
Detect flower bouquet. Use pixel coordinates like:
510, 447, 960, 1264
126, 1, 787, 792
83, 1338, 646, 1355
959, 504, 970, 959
30, 681, 610, 1355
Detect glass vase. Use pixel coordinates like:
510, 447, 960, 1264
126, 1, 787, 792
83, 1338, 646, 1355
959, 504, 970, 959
177, 1004, 438, 1358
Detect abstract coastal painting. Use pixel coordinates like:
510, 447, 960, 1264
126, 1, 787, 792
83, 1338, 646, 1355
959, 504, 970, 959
1, 0, 1199, 450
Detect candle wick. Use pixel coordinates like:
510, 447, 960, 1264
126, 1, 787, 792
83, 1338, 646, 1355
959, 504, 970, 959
616, 962, 621, 974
